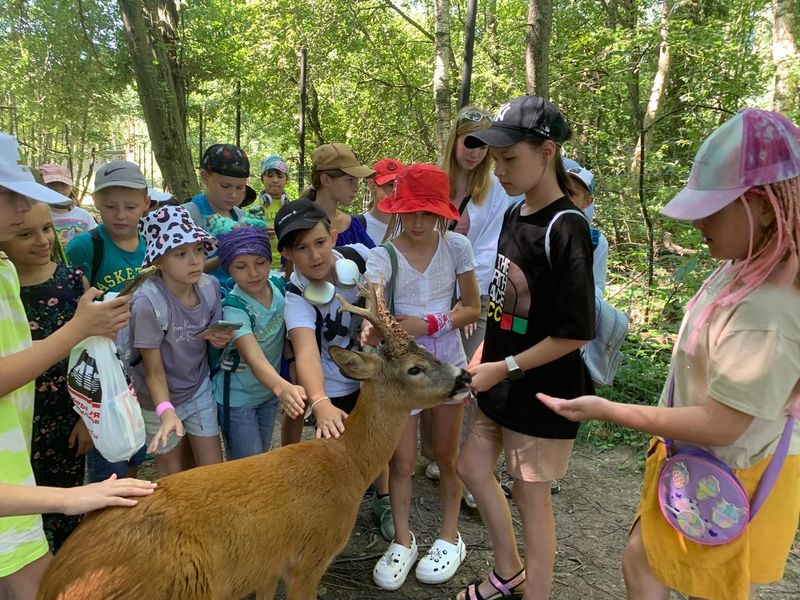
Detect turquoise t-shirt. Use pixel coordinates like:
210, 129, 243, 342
65, 224, 145, 293
182, 194, 243, 293
212, 278, 286, 408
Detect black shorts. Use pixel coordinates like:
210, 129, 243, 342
331, 389, 359, 414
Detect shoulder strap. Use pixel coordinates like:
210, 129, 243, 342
89, 228, 104, 287
448, 195, 471, 231
380, 242, 398, 314
138, 278, 171, 331
196, 274, 218, 308
355, 214, 367, 229
285, 282, 323, 350
335, 245, 367, 273
222, 293, 256, 331
544, 209, 587, 268
182, 200, 205, 226
269, 273, 286, 296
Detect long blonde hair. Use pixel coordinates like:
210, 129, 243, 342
440, 106, 493, 206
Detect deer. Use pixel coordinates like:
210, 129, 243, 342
38, 282, 472, 600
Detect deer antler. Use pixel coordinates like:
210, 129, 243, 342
336, 279, 416, 358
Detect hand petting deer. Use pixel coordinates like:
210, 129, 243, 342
38, 283, 472, 600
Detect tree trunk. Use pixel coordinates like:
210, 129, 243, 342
630, 0, 672, 174
434, 0, 453, 160
525, 0, 552, 98
486, 0, 500, 100
306, 82, 324, 148
117, 0, 199, 200
772, 0, 799, 113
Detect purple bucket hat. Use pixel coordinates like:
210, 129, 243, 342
662, 109, 800, 220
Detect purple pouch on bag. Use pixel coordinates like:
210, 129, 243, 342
657, 375, 794, 546
658, 446, 750, 544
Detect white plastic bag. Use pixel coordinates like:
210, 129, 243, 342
67, 336, 145, 463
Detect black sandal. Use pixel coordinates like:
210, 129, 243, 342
459, 567, 525, 599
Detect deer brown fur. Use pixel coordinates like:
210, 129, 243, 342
38, 285, 471, 600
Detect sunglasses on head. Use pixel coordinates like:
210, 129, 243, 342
300, 258, 361, 306
459, 109, 492, 123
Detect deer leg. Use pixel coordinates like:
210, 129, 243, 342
253, 576, 279, 600
284, 562, 328, 600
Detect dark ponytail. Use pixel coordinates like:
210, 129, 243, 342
553, 148, 576, 200
524, 137, 576, 200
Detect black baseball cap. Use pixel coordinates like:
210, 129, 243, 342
464, 96, 572, 148
201, 143, 257, 204
275, 198, 331, 250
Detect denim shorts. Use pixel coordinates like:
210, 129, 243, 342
141, 380, 218, 455
218, 398, 279, 461
86, 444, 148, 483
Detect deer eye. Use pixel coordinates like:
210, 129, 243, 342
407, 366, 424, 376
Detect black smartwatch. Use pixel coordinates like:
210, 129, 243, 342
504, 355, 525, 381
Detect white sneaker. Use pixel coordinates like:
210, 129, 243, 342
425, 461, 440, 480
415, 532, 466, 584
373, 532, 418, 591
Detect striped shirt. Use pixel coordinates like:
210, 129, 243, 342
0, 256, 48, 576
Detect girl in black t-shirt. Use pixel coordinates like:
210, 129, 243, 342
455, 96, 595, 600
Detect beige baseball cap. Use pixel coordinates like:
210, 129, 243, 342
311, 143, 374, 178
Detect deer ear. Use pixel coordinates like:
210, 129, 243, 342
329, 347, 381, 381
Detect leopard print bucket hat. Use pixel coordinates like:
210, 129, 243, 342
139, 205, 218, 267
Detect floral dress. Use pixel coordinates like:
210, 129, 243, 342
20, 264, 86, 552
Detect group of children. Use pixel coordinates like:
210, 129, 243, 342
0, 96, 798, 600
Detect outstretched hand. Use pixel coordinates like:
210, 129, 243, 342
61, 474, 157, 515
315, 402, 348, 440
278, 383, 307, 419
536, 392, 609, 422
147, 410, 184, 454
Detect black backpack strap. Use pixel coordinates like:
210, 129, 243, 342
89, 228, 104, 287
354, 214, 367, 229
221, 353, 241, 447
286, 282, 323, 351
448, 195, 471, 231
334, 245, 367, 273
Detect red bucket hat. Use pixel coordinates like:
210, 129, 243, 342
377, 163, 460, 221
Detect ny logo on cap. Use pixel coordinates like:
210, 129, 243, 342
494, 102, 512, 123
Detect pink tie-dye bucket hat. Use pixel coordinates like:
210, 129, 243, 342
662, 108, 800, 220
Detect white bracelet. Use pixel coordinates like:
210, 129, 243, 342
309, 396, 331, 411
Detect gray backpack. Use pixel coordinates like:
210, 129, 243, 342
545, 210, 629, 387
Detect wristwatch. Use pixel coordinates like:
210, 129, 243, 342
504, 355, 525, 381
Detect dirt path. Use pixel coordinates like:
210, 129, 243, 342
304, 443, 798, 599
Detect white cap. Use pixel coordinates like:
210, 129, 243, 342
148, 187, 174, 204
0, 133, 75, 205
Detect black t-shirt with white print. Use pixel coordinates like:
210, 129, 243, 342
477, 197, 596, 439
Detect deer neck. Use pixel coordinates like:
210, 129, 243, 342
339, 381, 410, 487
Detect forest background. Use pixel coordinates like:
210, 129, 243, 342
1, 0, 798, 446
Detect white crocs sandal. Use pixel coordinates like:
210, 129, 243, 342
415, 532, 466, 584
373, 532, 418, 591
